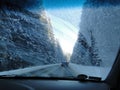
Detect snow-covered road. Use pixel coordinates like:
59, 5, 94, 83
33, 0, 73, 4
0, 63, 110, 80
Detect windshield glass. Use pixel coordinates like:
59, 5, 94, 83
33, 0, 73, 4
0, 0, 120, 80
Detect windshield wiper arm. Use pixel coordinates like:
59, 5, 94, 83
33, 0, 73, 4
77, 74, 102, 82
0, 74, 102, 82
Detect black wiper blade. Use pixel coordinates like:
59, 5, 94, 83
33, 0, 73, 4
77, 74, 102, 82
0, 76, 74, 80
88, 76, 102, 81
0, 74, 102, 82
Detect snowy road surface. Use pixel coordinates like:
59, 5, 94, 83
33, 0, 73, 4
0, 63, 110, 80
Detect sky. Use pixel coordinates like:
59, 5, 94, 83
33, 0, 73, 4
43, 0, 85, 54
45, 8, 82, 54
43, 0, 85, 8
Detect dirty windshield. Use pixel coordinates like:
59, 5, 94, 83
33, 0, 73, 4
0, 0, 120, 80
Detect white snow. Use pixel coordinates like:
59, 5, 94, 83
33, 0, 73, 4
0, 64, 59, 76
79, 6, 120, 67
70, 6, 120, 80
69, 63, 110, 80
0, 63, 110, 80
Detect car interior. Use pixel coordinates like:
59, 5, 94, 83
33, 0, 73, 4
0, 0, 120, 90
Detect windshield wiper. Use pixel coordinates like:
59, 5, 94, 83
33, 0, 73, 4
0, 74, 102, 82
77, 74, 102, 82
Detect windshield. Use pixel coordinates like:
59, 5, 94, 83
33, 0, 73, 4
0, 0, 120, 80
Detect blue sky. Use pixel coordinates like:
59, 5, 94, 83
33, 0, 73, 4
43, 0, 86, 9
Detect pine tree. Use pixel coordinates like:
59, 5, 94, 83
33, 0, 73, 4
89, 30, 102, 66
70, 33, 92, 65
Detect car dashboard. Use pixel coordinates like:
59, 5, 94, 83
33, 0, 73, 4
0, 79, 110, 90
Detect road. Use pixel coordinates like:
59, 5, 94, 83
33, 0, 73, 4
0, 63, 110, 80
